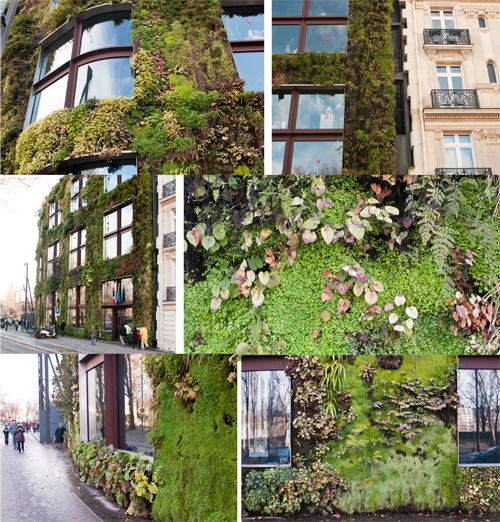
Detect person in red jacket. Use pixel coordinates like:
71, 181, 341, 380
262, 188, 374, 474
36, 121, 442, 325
25, 422, 30, 433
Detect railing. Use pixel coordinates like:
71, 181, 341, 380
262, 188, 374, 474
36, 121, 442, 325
431, 90, 479, 109
162, 180, 176, 198
435, 168, 492, 175
166, 286, 176, 302
163, 232, 176, 249
423, 29, 471, 45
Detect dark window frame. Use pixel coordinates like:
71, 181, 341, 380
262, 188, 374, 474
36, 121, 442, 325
101, 277, 134, 307
487, 63, 498, 84
103, 203, 133, 260
71, 174, 88, 212
68, 285, 86, 329
49, 200, 60, 229
222, 4, 264, 53
69, 227, 86, 270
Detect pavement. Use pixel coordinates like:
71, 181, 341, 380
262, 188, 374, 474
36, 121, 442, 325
0, 328, 174, 354
0, 432, 150, 522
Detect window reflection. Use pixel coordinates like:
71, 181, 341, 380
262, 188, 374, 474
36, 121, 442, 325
273, 0, 304, 16
39, 35, 74, 79
309, 0, 348, 16
304, 24, 348, 53
222, 10, 264, 41
458, 369, 500, 466
102, 308, 113, 331
80, 13, 132, 54
272, 94, 292, 129
121, 204, 133, 228
88, 364, 105, 442
296, 93, 345, 129
31, 74, 68, 123
273, 25, 300, 54
233, 52, 264, 91
291, 141, 343, 175
272, 142, 286, 175
241, 371, 291, 467
104, 236, 117, 259
121, 231, 133, 255
74, 57, 134, 106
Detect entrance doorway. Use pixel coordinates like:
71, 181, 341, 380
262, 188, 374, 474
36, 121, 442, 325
114, 308, 133, 341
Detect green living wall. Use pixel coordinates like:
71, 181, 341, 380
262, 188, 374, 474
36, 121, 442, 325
185, 175, 500, 355
144, 354, 237, 522
272, 0, 396, 176
1, 0, 263, 175
34, 173, 154, 340
242, 355, 498, 516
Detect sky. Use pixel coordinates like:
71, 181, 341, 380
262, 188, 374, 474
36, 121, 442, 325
0, 176, 62, 300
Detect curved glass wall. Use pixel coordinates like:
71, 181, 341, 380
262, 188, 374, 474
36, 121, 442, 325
233, 52, 264, 92
38, 33, 74, 80
80, 13, 132, 54
31, 74, 68, 122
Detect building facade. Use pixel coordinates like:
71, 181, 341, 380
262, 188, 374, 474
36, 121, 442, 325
403, 0, 500, 174
157, 175, 177, 352
34, 173, 155, 342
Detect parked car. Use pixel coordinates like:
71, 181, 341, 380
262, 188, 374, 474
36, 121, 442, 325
463, 445, 500, 464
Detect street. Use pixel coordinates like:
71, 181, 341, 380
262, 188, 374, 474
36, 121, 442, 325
0, 329, 174, 354
0, 432, 149, 522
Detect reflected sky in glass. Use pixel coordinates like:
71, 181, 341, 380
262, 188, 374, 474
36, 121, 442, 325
39, 36, 73, 79
291, 141, 343, 174
309, 0, 349, 16
121, 204, 133, 228
273, 25, 300, 54
304, 24, 347, 53
80, 15, 132, 54
74, 57, 134, 105
272, 142, 286, 175
273, 0, 303, 16
32, 74, 68, 122
233, 52, 264, 91
222, 12, 264, 41
272, 94, 292, 129
296, 93, 345, 129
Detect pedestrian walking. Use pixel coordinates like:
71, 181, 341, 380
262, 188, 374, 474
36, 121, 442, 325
124, 323, 132, 345
15, 422, 25, 453
90, 326, 98, 346
60, 320, 66, 337
25, 422, 30, 433
26, 320, 29, 329
3, 425, 9, 445
32, 422, 36, 433
54, 423, 66, 449
119, 325, 126, 347
140, 325, 149, 350
53, 321, 58, 339
8, 422, 17, 449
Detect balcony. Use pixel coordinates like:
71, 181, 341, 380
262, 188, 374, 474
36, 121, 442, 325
423, 29, 471, 45
166, 286, 176, 302
162, 180, 176, 198
431, 90, 479, 109
435, 168, 492, 175
163, 232, 176, 249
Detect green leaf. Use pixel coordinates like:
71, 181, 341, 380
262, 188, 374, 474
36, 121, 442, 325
235, 343, 251, 355
220, 287, 229, 300
212, 285, 220, 298
242, 211, 253, 225
186, 229, 199, 247
319, 309, 332, 322
321, 224, 334, 245
252, 291, 265, 307
202, 235, 216, 250
302, 218, 319, 230
228, 284, 239, 298
211, 297, 222, 312
213, 224, 226, 241
258, 271, 270, 286
266, 272, 280, 289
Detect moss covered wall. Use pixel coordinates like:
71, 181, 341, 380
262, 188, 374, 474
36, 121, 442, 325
35, 173, 154, 340
145, 355, 237, 522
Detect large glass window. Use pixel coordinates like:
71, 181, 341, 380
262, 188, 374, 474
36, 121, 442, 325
80, 13, 132, 54
103, 204, 133, 259
31, 74, 68, 123
272, 25, 300, 54
74, 57, 134, 105
233, 52, 264, 92
38, 34, 74, 80
69, 228, 86, 270
102, 278, 133, 305
68, 286, 85, 328
222, 7, 264, 41
437, 66, 464, 90
87, 364, 105, 442
458, 369, 500, 466
103, 166, 136, 192
272, 93, 292, 130
70, 174, 88, 212
296, 93, 345, 129
291, 141, 343, 174
241, 371, 292, 467
444, 135, 474, 169
431, 10, 455, 29
304, 24, 347, 53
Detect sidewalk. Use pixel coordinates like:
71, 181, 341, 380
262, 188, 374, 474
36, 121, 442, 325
0, 328, 174, 354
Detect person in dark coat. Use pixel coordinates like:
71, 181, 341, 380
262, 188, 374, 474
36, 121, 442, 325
54, 423, 66, 448
60, 320, 66, 337
14, 423, 25, 452
3, 425, 9, 445
8, 422, 17, 449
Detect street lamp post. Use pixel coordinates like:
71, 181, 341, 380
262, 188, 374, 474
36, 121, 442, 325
24, 263, 28, 328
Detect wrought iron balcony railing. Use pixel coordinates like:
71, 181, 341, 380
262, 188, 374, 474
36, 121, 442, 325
162, 180, 176, 198
423, 29, 471, 45
431, 89, 479, 109
163, 232, 176, 249
435, 168, 492, 175
166, 286, 176, 302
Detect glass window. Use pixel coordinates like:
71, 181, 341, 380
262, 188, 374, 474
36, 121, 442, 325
47, 262, 53, 277
272, 94, 292, 129
488, 64, 498, 84
87, 364, 105, 442
81, 229, 87, 246
31, 74, 68, 123
104, 236, 117, 260
273, 0, 304, 16
79, 286, 86, 305
102, 281, 114, 303
241, 371, 292, 467
121, 230, 133, 255
38, 34, 74, 79
69, 309, 77, 328
68, 287, 77, 306
479, 18, 487, 29
222, 10, 264, 41
437, 66, 464, 90
104, 175, 118, 193
309, 0, 348, 16
74, 57, 134, 106
304, 24, 347, 53
71, 179, 80, 197
48, 244, 54, 262
78, 309, 85, 329
104, 212, 117, 234
50, 202, 56, 215
70, 197, 79, 213
273, 25, 300, 54
291, 141, 343, 175
121, 278, 133, 302
272, 142, 286, 175
69, 251, 78, 270
81, 247, 86, 266
80, 13, 132, 54
431, 11, 455, 29
121, 204, 133, 228
122, 355, 154, 456
444, 135, 474, 169
70, 231, 78, 251
296, 93, 345, 129
233, 52, 264, 92
102, 308, 113, 331
55, 242, 60, 258
458, 369, 500, 466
